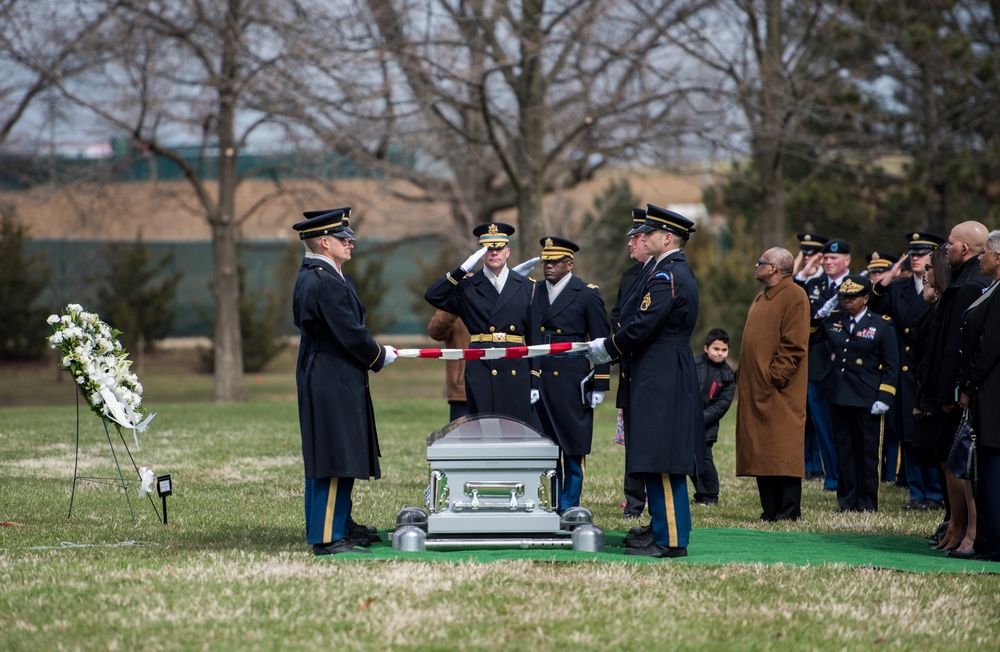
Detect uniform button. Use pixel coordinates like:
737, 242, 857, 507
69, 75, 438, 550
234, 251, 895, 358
553, 371, 559, 376
904, 327, 910, 334
511, 370, 517, 376
905, 346, 910, 352
491, 370, 497, 376
621, 372, 625, 378
540, 327, 546, 332
556, 329, 562, 334
489, 326, 495, 332
510, 325, 515, 331
902, 365, 909, 371
856, 359, 863, 365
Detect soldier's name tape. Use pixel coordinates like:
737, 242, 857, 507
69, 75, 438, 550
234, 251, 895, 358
395, 342, 589, 361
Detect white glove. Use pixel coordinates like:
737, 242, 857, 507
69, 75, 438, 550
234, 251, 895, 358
383, 346, 398, 367
530, 388, 540, 404
586, 338, 612, 364
460, 246, 489, 272
815, 294, 840, 319
588, 391, 605, 409
871, 400, 889, 415
512, 256, 541, 276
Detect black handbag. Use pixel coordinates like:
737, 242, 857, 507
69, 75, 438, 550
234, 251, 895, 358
946, 410, 975, 480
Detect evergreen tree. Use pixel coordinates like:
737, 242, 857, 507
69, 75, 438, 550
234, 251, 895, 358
92, 238, 183, 353
0, 214, 50, 360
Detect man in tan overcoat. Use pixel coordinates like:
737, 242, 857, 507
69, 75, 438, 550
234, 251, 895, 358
735, 247, 810, 521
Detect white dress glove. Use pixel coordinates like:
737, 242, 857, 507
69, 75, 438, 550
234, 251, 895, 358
815, 294, 840, 319
586, 338, 612, 364
588, 391, 605, 409
383, 346, 398, 367
530, 388, 540, 404
512, 257, 541, 276
460, 246, 489, 272
871, 400, 889, 415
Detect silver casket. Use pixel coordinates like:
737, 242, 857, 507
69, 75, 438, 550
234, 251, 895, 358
425, 415, 562, 535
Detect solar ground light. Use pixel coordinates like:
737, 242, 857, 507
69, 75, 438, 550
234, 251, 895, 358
156, 474, 172, 524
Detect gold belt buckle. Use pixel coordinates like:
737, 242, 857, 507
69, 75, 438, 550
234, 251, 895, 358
493, 332, 506, 343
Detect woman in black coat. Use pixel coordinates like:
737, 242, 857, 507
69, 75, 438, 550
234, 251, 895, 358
956, 230, 1000, 561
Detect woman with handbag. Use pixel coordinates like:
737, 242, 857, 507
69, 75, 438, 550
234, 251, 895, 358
956, 230, 1000, 561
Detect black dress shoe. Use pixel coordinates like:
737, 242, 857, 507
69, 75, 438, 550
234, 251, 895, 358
624, 543, 687, 558
919, 499, 943, 511
627, 523, 652, 536
624, 532, 654, 548
313, 539, 372, 556
348, 523, 382, 545
945, 548, 982, 560
901, 500, 921, 510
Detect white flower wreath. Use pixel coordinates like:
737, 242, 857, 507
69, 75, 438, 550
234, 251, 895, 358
47, 304, 156, 448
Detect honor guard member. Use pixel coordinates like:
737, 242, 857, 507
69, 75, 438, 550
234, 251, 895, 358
612, 208, 652, 518
425, 222, 538, 424
795, 232, 828, 481
587, 204, 703, 558
796, 237, 852, 492
814, 275, 899, 512
869, 232, 946, 508
531, 236, 611, 511
292, 208, 397, 556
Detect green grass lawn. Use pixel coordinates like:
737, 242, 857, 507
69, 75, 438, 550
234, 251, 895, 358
1, 356, 998, 650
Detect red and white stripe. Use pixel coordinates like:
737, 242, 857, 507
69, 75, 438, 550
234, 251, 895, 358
395, 342, 589, 360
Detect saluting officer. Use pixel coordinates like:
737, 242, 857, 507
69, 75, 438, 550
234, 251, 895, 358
865, 251, 898, 287
292, 207, 397, 556
587, 204, 703, 558
425, 222, 537, 424
797, 237, 853, 493
814, 275, 899, 512
612, 208, 652, 519
531, 236, 611, 511
794, 233, 828, 482
869, 232, 946, 509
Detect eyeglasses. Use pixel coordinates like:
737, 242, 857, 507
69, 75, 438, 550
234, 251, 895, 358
755, 259, 775, 267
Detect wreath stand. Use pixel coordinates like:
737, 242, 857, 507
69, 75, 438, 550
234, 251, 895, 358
67, 389, 162, 525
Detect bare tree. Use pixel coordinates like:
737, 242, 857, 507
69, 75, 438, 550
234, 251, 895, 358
315, 0, 711, 259
660, 0, 871, 249
28, 0, 370, 401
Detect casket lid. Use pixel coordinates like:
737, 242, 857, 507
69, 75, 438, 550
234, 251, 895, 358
426, 415, 559, 460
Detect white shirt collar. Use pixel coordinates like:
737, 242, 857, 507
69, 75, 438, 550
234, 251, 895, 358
827, 272, 849, 286
655, 247, 681, 265
851, 308, 868, 324
483, 265, 509, 293
305, 251, 344, 279
546, 271, 573, 304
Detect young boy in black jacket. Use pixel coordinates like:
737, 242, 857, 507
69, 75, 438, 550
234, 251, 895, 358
692, 328, 736, 505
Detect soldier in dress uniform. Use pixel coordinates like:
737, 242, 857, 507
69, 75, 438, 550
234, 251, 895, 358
531, 237, 611, 511
865, 251, 897, 286
794, 233, 828, 482
425, 222, 538, 424
612, 208, 652, 519
587, 204, 703, 558
796, 237, 853, 492
869, 232, 946, 509
814, 275, 899, 512
292, 207, 397, 556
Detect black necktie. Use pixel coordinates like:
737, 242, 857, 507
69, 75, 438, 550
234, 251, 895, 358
848, 320, 856, 334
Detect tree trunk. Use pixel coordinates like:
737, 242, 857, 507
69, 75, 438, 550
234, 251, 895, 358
212, 0, 245, 402
756, 0, 788, 250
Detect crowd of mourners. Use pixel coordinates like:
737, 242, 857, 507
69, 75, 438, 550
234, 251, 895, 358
789, 221, 1000, 562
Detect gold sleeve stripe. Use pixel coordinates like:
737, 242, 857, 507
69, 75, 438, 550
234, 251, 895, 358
879, 384, 896, 396
368, 346, 384, 369
446, 272, 458, 286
